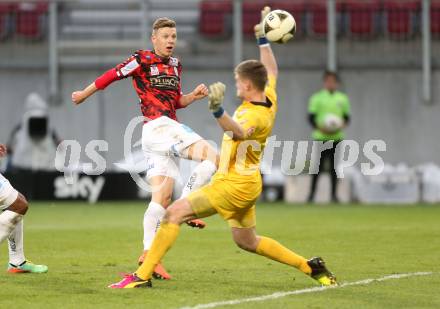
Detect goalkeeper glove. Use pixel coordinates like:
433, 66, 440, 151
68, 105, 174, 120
254, 6, 271, 44
208, 82, 226, 118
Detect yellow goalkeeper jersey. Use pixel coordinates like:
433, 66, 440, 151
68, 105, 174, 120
213, 75, 277, 189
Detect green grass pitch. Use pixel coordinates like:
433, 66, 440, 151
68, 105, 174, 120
0, 202, 439, 309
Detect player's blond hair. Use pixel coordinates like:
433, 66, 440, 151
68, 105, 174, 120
152, 17, 176, 32
235, 60, 268, 92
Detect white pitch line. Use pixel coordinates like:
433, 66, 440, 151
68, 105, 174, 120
179, 272, 434, 309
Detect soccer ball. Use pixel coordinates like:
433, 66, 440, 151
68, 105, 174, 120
263, 10, 296, 43
322, 114, 343, 133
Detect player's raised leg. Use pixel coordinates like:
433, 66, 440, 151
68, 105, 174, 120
180, 140, 218, 198
180, 139, 219, 228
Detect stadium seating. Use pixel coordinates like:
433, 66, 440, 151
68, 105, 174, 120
200, 0, 307, 38
1, 0, 439, 42
15, 1, 48, 39
308, 0, 344, 37
432, 1, 440, 38
198, 0, 439, 39
0, 3, 13, 40
344, 0, 382, 38
199, 0, 232, 37
383, 0, 421, 39
242, 1, 268, 36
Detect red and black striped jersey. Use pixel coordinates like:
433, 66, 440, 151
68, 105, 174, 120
114, 50, 184, 121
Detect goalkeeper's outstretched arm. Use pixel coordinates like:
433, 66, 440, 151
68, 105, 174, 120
255, 6, 278, 78
259, 44, 278, 78
208, 82, 246, 141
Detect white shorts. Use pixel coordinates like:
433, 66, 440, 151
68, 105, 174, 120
142, 116, 203, 179
0, 173, 19, 210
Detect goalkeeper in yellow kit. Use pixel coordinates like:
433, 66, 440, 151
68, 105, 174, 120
109, 7, 337, 289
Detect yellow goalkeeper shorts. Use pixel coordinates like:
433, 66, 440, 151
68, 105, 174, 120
187, 178, 260, 228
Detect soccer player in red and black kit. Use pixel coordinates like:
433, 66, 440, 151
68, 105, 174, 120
72, 18, 219, 280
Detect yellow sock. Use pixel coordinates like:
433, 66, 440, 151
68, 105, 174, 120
256, 236, 312, 275
135, 222, 180, 280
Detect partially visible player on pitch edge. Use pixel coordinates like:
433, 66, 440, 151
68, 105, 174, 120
72, 18, 219, 280
0, 144, 48, 274
108, 7, 336, 289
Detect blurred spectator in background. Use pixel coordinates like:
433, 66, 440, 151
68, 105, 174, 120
307, 71, 351, 203
7, 93, 61, 172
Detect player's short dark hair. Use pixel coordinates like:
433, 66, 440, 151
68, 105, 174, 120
323, 70, 340, 82
152, 17, 176, 31
235, 60, 268, 91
